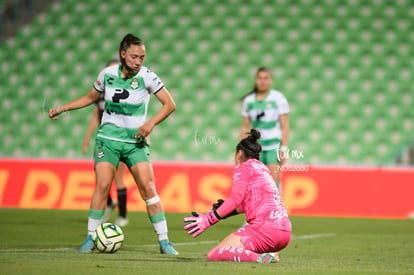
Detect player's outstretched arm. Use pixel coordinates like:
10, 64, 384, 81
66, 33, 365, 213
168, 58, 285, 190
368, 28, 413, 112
48, 88, 101, 120
184, 199, 241, 238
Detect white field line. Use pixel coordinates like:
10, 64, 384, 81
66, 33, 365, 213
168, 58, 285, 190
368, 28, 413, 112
291, 233, 336, 240
0, 233, 335, 252
138, 240, 219, 248
0, 247, 74, 252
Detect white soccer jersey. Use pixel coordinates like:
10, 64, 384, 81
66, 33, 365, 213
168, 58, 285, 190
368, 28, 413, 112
94, 64, 164, 143
241, 89, 289, 151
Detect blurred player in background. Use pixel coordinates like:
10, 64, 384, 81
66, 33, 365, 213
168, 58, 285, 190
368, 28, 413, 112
82, 59, 129, 227
49, 33, 178, 255
240, 67, 290, 192
184, 129, 291, 263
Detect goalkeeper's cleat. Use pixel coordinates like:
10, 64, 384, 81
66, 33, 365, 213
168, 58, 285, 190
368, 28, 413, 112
78, 235, 95, 253
269, 252, 280, 262
159, 239, 179, 255
257, 253, 277, 264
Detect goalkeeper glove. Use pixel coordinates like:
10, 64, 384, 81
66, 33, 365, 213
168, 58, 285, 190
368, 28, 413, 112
183, 210, 220, 238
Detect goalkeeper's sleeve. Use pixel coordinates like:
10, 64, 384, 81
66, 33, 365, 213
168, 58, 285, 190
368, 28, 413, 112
212, 199, 238, 219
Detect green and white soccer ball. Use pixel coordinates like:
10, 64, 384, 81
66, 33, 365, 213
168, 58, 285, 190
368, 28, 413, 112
94, 223, 124, 253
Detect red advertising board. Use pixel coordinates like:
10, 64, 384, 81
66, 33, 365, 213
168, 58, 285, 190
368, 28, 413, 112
0, 159, 413, 219
281, 166, 414, 219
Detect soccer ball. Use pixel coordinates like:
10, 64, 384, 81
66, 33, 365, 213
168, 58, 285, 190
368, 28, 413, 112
94, 223, 124, 253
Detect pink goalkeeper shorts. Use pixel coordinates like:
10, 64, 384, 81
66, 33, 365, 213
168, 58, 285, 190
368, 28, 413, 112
234, 224, 291, 254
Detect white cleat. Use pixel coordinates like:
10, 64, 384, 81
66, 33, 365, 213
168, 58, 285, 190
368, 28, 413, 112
115, 216, 129, 227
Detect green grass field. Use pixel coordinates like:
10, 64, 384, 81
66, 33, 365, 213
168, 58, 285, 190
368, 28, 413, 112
1, 208, 413, 275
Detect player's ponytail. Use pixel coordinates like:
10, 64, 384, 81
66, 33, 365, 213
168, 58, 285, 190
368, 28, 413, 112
236, 128, 262, 160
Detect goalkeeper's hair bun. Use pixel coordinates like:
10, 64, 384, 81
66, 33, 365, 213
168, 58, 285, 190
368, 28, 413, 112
236, 128, 262, 161
249, 128, 261, 141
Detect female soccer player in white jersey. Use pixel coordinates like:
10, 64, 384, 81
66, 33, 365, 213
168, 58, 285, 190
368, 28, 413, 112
49, 34, 178, 254
240, 67, 290, 191
184, 129, 291, 263
82, 59, 129, 227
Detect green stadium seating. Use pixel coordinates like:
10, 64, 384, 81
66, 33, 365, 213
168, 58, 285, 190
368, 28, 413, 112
0, 0, 413, 165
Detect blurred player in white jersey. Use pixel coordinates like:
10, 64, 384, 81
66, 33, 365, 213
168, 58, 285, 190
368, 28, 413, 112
82, 59, 129, 227
49, 34, 178, 255
240, 67, 290, 192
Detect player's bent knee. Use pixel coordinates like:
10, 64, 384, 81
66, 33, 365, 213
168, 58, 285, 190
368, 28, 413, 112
207, 250, 213, 261
206, 248, 217, 261
146, 195, 160, 206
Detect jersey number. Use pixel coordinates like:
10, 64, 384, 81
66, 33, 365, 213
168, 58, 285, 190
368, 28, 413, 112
112, 88, 130, 103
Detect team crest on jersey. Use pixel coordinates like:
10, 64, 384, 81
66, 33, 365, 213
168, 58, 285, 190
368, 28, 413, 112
131, 78, 139, 89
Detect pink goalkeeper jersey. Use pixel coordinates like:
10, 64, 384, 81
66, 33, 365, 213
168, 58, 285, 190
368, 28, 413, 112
217, 159, 291, 232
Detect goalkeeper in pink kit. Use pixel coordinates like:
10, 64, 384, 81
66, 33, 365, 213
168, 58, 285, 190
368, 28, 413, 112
184, 128, 291, 263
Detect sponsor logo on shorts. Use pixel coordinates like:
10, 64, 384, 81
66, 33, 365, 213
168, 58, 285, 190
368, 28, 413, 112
97, 150, 105, 158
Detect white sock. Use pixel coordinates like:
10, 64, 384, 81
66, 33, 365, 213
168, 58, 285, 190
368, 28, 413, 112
87, 217, 102, 236
149, 212, 168, 242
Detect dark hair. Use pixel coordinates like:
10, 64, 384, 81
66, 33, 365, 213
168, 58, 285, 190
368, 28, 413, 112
240, 67, 273, 100
236, 128, 262, 160
119, 34, 144, 67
